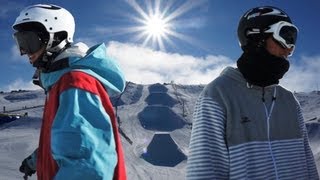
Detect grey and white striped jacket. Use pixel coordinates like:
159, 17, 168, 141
187, 67, 319, 180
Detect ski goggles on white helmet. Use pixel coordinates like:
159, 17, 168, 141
13, 31, 46, 55
264, 21, 298, 49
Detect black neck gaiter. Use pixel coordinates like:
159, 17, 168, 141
237, 48, 290, 87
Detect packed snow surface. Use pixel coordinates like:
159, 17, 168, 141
0, 83, 319, 179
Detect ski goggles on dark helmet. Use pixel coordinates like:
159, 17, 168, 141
13, 31, 46, 55
264, 21, 298, 49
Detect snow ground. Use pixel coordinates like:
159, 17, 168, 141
0, 84, 319, 179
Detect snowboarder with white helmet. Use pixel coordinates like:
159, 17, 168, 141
187, 6, 319, 179
13, 4, 127, 180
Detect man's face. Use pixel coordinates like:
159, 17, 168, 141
13, 31, 46, 64
26, 46, 46, 65
265, 36, 294, 59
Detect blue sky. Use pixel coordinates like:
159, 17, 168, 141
1, 0, 320, 92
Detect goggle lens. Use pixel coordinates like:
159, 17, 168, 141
265, 21, 298, 50
13, 31, 44, 55
279, 26, 298, 46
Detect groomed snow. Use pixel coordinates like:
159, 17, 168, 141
0, 83, 319, 179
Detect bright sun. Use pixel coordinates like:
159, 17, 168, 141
144, 14, 168, 38
124, 0, 204, 51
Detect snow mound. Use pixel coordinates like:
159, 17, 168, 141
148, 83, 168, 93
4, 91, 38, 102
138, 106, 185, 131
145, 92, 178, 107
141, 133, 187, 167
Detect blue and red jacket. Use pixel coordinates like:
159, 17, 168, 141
33, 43, 126, 179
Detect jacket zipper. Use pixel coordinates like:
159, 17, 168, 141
262, 87, 279, 179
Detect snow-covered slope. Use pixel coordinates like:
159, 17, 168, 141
0, 90, 44, 180
0, 84, 319, 179
111, 82, 200, 180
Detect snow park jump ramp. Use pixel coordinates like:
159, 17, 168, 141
145, 92, 178, 107
135, 83, 188, 168
148, 83, 168, 93
138, 83, 185, 131
141, 133, 187, 167
138, 106, 185, 131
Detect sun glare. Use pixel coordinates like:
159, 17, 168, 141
124, 0, 205, 51
145, 14, 168, 38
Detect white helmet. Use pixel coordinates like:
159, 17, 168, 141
12, 4, 75, 52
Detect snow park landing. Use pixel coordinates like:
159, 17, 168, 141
0, 83, 320, 179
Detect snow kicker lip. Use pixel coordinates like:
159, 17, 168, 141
138, 106, 185, 131
145, 92, 178, 107
141, 133, 187, 167
148, 83, 168, 93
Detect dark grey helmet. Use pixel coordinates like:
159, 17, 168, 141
237, 6, 292, 50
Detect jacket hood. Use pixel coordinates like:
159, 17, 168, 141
40, 43, 126, 96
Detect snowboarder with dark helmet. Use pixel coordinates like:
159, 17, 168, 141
187, 6, 319, 179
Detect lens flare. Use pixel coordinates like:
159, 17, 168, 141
145, 14, 168, 38
121, 0, 206, 51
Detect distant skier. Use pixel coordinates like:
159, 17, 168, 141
187, 6, 319, 179
12, 4, 127, 180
